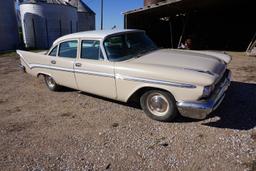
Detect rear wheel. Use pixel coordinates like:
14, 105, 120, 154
140, 90, 178, 122
44, 75, 61, 91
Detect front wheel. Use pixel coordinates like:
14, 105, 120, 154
140, 90, 178, 122
44, 75, 61, 91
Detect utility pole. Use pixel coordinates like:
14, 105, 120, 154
100, 0, 103, 30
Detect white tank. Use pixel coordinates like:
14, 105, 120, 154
20, 2, 78, 49
0, 0, 19, 51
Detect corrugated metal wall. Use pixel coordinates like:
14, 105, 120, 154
77, 12, 95, 31
20, 3, 78, 49
76, 0, 95, 31
0, 0, 20, 51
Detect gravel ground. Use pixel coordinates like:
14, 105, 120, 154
0, 52, 255, 171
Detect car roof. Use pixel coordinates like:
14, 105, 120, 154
53, 29, 143, 45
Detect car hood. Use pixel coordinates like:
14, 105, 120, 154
129, 49, 227, 76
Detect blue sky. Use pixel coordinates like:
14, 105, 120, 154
83, 0, 143, 29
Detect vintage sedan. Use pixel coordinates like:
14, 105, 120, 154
17, 29, 231, 121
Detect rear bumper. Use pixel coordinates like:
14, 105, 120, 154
18, 64, 26, 73
176, 70, 231, 119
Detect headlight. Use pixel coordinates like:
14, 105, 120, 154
202, 85, 214, 98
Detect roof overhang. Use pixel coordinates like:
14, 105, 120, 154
124, 0, 245, 17
123, 0, 182, 15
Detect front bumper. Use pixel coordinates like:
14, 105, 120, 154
176, 70, 231, 119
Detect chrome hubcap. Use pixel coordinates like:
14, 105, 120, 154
146, 93, 169, 116
46, 76, 55, 88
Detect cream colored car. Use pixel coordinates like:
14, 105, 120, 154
17, 29, 231, 121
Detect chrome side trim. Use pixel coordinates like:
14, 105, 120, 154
18, 56, 114, 78
30, 64, 74, 73
115, 74, 196, 89
30, 64, 114, 78
18, 53, 196, 88
182, 68, 216, 76
75, 69, 114, 78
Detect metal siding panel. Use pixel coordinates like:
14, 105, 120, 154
77, 12, 95, 31
20, 3, 77, 49
0, 0, 19, 51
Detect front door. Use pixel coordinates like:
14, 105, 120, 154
74, 40, 116, 99
50, 40, 78, 89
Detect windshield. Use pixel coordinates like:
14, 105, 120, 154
104, 32, 157, 61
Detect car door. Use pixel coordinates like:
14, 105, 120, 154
74, 39, 116, 99
50, 40, 78, 89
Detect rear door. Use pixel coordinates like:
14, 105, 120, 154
74, 39, 116, 99
50, 40, 77, 89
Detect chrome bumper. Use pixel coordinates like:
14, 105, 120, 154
177, 70, 231, 119
18, 64, 26, 73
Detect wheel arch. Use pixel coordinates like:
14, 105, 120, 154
127, 86, 176, 104
37, 72, 52, 78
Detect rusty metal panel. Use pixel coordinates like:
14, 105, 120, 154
144, 0, 165, 6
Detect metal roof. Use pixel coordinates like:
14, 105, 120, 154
21, 0, 67, 5
20, 0, 95, 14
123, 0, 244, 15
124, 0, 181, 15
77, 0, 95, 14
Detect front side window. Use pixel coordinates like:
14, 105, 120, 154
81, 40, 104, 60
58, 40, 78, 58
104, 32, 157, 61
49, 45, 58, 56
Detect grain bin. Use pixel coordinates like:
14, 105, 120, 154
20, 2, 78, 49
0, 0, 20, 51
77, 0, 95, 31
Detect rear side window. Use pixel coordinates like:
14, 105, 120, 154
58, 40, 78, 58
81, 40, 104, 60
49, 46, 58, 56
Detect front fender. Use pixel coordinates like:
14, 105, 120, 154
116, 78, 204, 103
37, 72, 52, 78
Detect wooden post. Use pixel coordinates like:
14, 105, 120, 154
178, 11, 190, 48
169, 20, 173, 49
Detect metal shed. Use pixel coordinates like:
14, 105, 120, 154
77, 0, 96, 31
0, 0, 20, 51
124, 0, 255, 51
56, 0, 96, 31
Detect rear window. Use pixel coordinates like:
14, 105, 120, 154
49, 46, 58, 56
58, 40, 78, 58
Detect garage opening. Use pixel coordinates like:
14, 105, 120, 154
124, 0, 255, 51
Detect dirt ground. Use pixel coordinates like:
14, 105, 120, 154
0, 51, 255, 171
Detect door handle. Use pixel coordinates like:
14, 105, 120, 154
51, 60, 56, 64
75, 63, 82, 67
